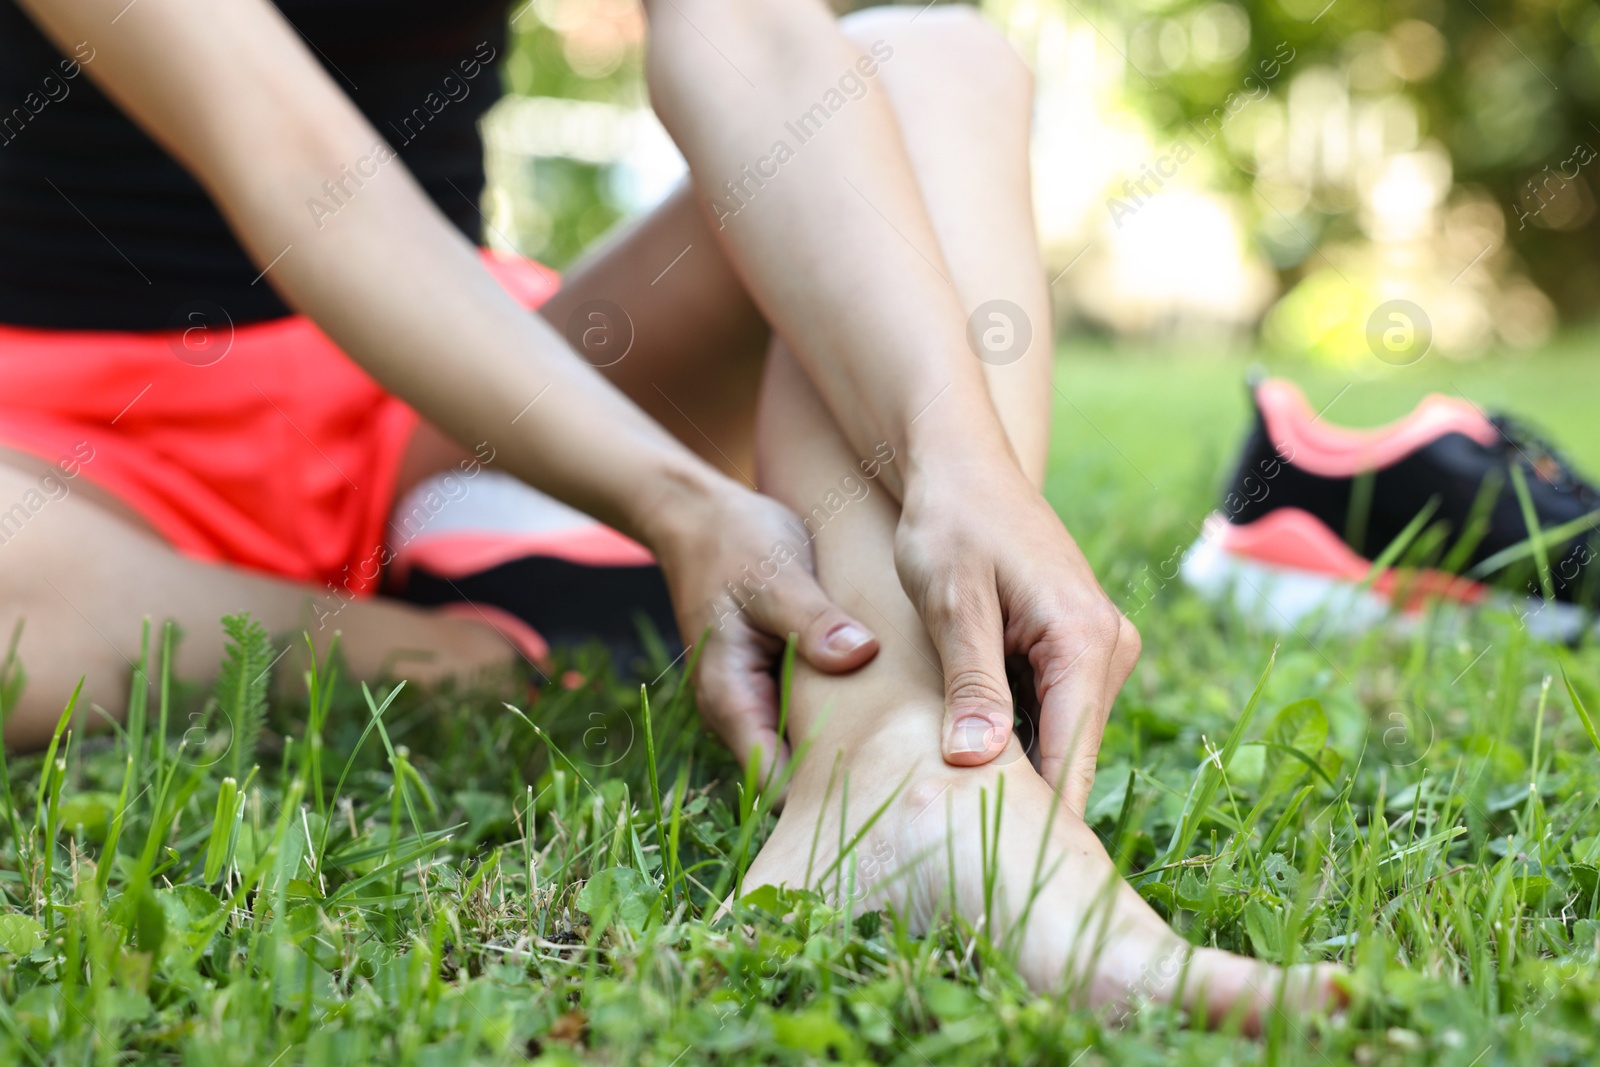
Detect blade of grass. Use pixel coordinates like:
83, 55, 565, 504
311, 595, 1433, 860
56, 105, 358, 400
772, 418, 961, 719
1008, 772, 1066, 958
94, 755, 136, 894
303, 632, 340, 820
1358, 497, 1442, 592
1508, 463, 1555, 601
1440, 467, 1505, 575
638, 685, 670, 907
1153, 646, 1277, 876
0, 621, 27, 856
811, 769, 915, 889
719, 705, 829, 903
803, 752, 844, 890
361, 681, 426, 842
1467, 509, 1600, 579
33, 678, 83, 826
154, 621, 175, 793
126, 618, 150, 788
665, 759, 690, 903
317, 680, 405, 858
1345, 468, 1375, 557
1557, 658, 1600, 758
203, 777, 241, 884
504, 702, 600, 798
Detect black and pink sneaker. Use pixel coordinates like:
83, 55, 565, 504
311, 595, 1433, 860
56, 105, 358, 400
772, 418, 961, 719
1182, 378, 1600, 638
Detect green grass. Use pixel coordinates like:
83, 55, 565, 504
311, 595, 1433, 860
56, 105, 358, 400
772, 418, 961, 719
5, 340, 1600, 1065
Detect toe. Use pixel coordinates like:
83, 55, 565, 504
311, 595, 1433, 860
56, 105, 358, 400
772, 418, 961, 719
1185, 949, 1348, 1035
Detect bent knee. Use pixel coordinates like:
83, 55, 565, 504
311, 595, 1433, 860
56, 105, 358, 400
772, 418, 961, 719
840, 4, 1033, 105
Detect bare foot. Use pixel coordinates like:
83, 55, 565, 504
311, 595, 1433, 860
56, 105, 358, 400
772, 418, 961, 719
744, 705, 1345, 1035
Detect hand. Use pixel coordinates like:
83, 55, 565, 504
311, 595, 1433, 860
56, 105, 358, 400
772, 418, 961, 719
893, 459, 1140, 815
652, 480, 880, 783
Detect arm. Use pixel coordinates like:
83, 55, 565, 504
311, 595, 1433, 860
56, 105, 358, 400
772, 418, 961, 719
643, 0, 1011, 499
24, 0, 677, 537
646, 0, 1140, 808
19, 0, 880, 773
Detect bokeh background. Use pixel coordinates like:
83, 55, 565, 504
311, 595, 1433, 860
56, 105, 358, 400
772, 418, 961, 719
485, 0, 1600, 365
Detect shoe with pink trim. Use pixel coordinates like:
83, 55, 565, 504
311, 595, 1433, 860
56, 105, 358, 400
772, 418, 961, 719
1181, 377, 1600, 638
383, 470, 678, 666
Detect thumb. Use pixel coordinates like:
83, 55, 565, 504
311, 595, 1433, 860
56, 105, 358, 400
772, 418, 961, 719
924, 577, 1014, 766
751, 571, 879, 675
698, 652, 792, 789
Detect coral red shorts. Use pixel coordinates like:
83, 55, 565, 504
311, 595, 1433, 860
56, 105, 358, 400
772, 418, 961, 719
0, 249, 559, 597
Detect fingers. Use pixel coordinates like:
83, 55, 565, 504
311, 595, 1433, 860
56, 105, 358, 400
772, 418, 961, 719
696, 633, 791, 788
920, 573, 1015, 766
1035, 610, 1140, 815
691, 551, 874, 795
745, 569, 880, 675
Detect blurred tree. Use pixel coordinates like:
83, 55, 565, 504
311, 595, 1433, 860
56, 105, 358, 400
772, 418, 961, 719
503, 0, 644, 103
1127, 0, 1600, 324
493, 0, 645, 267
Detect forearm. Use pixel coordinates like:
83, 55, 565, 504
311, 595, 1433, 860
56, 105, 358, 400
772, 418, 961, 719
644, 0, 1013, 495
21, 0, 727, 550
213, 105, 722, 546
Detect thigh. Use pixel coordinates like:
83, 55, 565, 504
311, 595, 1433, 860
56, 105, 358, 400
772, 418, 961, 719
0, 457, 512, 749
538, 184, 771, 483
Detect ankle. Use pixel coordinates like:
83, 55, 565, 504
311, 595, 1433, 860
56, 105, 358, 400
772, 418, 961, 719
784, 703, 945, 802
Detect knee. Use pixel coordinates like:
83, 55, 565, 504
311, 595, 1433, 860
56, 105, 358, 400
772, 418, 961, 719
840, 5, 1033, 110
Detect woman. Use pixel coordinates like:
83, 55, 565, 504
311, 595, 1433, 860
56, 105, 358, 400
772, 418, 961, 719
2, 0, 1340, 1022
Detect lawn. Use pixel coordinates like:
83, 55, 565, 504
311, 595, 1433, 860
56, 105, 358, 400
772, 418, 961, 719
4, 339, 1600, 1065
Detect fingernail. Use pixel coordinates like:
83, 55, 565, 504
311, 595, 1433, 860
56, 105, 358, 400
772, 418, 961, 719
824, 622, 871, 654
949, 717, 999, 755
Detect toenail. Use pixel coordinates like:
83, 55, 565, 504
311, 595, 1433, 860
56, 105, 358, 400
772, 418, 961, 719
949, 717, 998, 754
824, 622, 871, 654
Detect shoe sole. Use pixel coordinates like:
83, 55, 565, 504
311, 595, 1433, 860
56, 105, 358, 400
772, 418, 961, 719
1180, 510, 1593, 641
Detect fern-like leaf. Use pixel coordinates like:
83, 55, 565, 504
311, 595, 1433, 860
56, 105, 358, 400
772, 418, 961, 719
215, 613, 274, 781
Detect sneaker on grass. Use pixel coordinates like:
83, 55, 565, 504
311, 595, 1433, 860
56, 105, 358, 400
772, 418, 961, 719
1183, 377, 1600, 638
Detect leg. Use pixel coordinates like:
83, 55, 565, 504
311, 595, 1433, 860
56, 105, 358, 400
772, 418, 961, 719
744, 351, 1340, 1027
0, 453, 514, 749
839, 5, 1053, 482
0, 57, 773, 750
538, 184, 771, 484
536, 7, 1053, 487
738, 8, 1336, 1023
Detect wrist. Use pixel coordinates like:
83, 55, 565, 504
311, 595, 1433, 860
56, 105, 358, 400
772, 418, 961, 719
626, 453, 738, 563
900, 389, 1017, 501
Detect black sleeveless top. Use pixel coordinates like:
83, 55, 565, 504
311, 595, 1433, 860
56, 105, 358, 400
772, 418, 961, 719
0, 0, 508, 330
